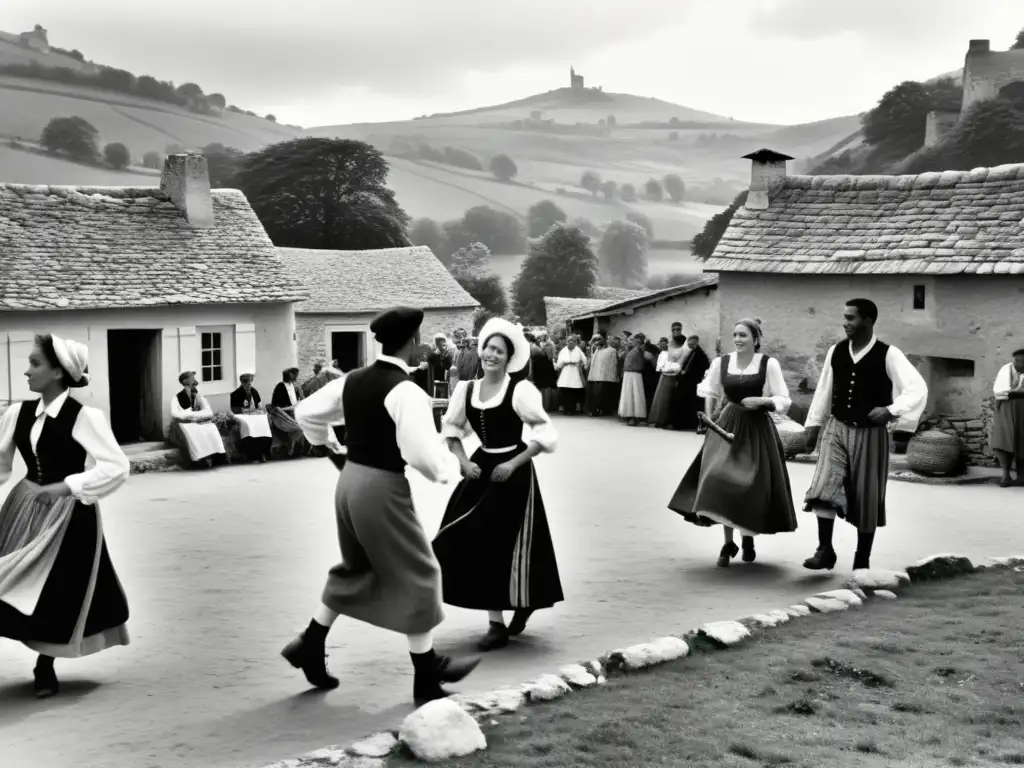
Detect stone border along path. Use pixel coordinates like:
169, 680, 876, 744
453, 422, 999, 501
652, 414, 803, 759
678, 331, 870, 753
251, 553, 1024, 766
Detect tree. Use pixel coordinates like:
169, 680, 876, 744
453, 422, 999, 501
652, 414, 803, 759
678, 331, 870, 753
40, 116, 98, 163
691, 190, 748, 260
625, 211, 654, 238
450, 242, 491, 274
201, 142, 246, 188
489, 154, 517, 181
97, 67, 134, 92
103, 142, 131, 170
663, 173, 685, 203
952, 98, 1024, 169
409, 218, 448, 263
644, 178, 664, 201
265, 114, 277, 122
620, 182, 638, 202
569, 216, 602, 239
232, 137, 411, 250
511, 224, 598, 325
927, 77, 963, 112
1012, 27, 1024, 50
206, 93, 227, 110
142, 150, 163, 169
460, 205, 526, 255
580, 170, 601, 196
861, 80, 933, 153
607, 114, 617, 127
599, 220, 649, 288
600, 179, 618, 200
669, 131, 680, 141
527, 199, 568, 238
451, 243, 508, 316
176, 82, 204, 100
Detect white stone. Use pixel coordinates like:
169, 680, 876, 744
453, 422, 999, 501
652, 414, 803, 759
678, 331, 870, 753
748, 611, 789, 628
805, 596, 849, 613
616, 637, 688, 669
524, 674, 572, 702
874, 590, 898, 600
304, 747, 347, 764
767, 609, 792, 624
813, 588, 863, 607
490, 688, 526, 713
913, 553, 962, 567
851, 588, 868, 601
849, 569, 911, 590
786, 604, 812, 617
699, 621, 751, 646
349, 732, 398, 758
583, 659, 605, 678
399, 699, 487, 762
559, 663, 598, 687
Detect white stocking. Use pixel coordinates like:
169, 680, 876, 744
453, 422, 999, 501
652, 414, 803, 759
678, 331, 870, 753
314, 604, 339, 626
488, 611, 505, 624
407, 631, 433, 654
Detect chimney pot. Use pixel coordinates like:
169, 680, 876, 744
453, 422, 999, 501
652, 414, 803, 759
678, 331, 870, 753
742, 148, 792, 210
160, 153, 214, 228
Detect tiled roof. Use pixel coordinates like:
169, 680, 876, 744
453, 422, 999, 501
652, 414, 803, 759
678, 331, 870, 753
569, 276, 718, 320
278, 246, 478, 313
704, 163, 1024, 275
590, 286, 651, 301
0, 184, 307, 310
544, 297, 618, 326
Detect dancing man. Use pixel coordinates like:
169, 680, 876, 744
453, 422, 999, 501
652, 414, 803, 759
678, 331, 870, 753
802, 298, 928, 571
281, 306, 480, 704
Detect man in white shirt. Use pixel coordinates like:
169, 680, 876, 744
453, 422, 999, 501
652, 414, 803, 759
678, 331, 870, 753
281, 306, 479, 704
802, 298, 928, 572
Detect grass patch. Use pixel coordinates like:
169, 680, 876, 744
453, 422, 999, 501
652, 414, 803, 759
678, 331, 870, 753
389, 568, 1024, 767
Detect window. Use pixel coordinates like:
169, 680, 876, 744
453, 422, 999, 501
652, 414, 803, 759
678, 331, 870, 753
912, 284, 926, 310
201, 331, 223, 382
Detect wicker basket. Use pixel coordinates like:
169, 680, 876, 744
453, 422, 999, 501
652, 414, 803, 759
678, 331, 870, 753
906, 429, 962, 476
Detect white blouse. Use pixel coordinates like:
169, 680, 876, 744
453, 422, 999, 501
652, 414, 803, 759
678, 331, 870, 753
555, 346, 588, 389
0, 391, 130, 506
442, 377, 558, 453
697, 352, 792, 415
170, 391, 214, 421
285, 382, 297, 406
993, 362, 1024, 401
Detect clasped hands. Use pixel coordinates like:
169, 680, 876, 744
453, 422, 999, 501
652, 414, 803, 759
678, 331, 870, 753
460, 459, 517, 483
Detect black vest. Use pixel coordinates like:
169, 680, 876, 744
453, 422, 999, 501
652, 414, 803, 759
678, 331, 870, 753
830, 339, 893, 427
342, 361, 411, 473
177, 390, 197, 410
14, 397, 87, 485
466, 379, 524, 449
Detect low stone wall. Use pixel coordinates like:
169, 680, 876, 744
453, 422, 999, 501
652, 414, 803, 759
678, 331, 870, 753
252, 553, 1023, 766
920, 400, 997, 467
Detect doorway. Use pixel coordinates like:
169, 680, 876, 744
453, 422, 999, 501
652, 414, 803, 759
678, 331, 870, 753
107, 329, 162, 444
330, 331, 365, 372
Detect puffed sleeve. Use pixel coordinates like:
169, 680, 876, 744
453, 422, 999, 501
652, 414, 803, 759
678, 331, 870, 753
194, 394, 214, 419
294, 375, 346, 451
65, 406, 131, 505
763, 357, 792, 415
0, 404, 19, 487
511, 380, 558, 453
440, 380, 473, 441
803, 345, 835, 428
696, 356, 724, 399
170, 396, 188, 421
993, 363, 1012, 399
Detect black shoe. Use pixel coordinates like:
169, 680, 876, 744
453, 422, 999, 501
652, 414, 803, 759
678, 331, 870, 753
803, 548, 838, 571
411, 650, 481, 705
477, 622, 509, 651
281, 632, 340, 690
33, 662, 58, 699
741, 536, 756, 563
717, 541, 740, 567
507, 609, 535, 636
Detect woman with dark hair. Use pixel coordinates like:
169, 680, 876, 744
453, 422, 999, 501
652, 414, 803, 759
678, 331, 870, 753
668, 318, 798, 567
269, 367, 307, 457
434, 318, 563, 652
0, 334, 131, 697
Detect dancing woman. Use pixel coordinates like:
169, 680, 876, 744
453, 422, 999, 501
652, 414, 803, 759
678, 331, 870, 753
433, 318, 563, 651
667, 319, 797, 566
0, 335, 131, 697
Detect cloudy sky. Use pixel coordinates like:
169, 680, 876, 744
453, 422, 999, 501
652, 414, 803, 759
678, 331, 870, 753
5, 0, 1021, 127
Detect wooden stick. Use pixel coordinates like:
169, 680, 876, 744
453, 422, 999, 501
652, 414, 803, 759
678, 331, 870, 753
698, 411, 735, 444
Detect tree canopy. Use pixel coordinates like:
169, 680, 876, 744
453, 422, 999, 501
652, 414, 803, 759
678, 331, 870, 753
40, 116, 98, 163
489, 154, 518, 181
691, 190, 748, 260
511, 224, 598, 325
103, 142, 130, 170
450, 242, 508, 316
663, 173, 685, 203
232, 138, 410, 250
527, 199, 568, 238
599, 220, 649, 288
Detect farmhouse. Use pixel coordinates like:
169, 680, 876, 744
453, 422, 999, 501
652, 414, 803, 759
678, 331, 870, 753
703, 148, 1024, 462
566, 277, 720, 344
279, 246, 478, 377
0, 154, 305, 444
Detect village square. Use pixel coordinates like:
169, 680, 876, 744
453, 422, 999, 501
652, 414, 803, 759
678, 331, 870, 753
1, 10, 1024, 768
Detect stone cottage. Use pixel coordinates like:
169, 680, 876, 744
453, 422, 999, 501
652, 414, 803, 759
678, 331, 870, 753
0, 154, 305, 444
278, 246, 478, 377
703, 148, 1024, 461
567, 277, 720, 344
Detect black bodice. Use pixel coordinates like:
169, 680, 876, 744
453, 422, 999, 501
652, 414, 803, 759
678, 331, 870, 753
466, 379, 524, 449
14, 397, 87, 485
721, 354, 769, 405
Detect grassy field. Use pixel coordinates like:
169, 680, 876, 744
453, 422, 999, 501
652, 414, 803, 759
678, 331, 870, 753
0, 144, 158, 185
391, 568, 1024, 768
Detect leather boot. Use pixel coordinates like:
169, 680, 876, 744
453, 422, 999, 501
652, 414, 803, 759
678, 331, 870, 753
281, 631, 340, 690
741, 536, 756, 563
717, 541, 739, 567
803, 548, 838, 570
507, 609, 535, 636
411, 650, 481, 705
853, 532, 875, 570
477, 621, 509, 651
33, 656, 58, 699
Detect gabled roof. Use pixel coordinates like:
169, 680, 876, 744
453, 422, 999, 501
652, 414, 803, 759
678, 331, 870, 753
0, 184, 306, 311
569, 276, 718, 321
704, 164, 1024, 275
544, 296, 617, 327
278, 246, 478, 313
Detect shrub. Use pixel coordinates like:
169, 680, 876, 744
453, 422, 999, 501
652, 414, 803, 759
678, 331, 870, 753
103, 142, 131, 169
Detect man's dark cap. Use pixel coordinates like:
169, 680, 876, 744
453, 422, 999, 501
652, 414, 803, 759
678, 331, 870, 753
370, 306, 425, 347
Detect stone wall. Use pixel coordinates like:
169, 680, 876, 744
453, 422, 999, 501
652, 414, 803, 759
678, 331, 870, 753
594, 288, 719, 349
963, 41, 1024, 112
714, 272, 1020, 464
924, 111, 960, 148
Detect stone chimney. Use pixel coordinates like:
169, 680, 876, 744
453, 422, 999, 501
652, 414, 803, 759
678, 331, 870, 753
742, 148, 793, 210
160, 153, 214, 228
967, 39, 990, 55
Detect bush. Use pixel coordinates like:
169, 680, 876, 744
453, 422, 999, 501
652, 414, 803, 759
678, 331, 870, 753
620, 183, 638, 202
663, 173, 685, 203
625, 211, 654, 238
40, 116, 98, 163
527, 199, 568, 238
142, 150, 163, 169
644, 178, 664, 201
600, 179, 618, 200
489, 154, 518, 181
442, 146, 483, 171
580, 170, 601, 196
103, 142, 131, 170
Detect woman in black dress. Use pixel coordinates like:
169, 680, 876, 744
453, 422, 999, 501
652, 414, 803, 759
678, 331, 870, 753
434, 319, 563, 651
667, 319, 797, 566
0, 335, 131, 697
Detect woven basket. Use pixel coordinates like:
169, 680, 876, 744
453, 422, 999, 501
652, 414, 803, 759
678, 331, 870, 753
906, 429, 962, 476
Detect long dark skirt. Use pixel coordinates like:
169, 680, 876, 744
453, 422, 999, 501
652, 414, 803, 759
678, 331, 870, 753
0, 481, 130, 657
648, 374, 678, 427
586, 381, 618, 416
558, 387, 584, 414
433, 445, 563, 611
668, 403, 797, 536
671, 378, 702, 430
990, 398, 1024, 455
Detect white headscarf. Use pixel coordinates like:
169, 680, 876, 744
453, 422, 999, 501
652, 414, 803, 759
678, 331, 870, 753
51, 335, 90, 387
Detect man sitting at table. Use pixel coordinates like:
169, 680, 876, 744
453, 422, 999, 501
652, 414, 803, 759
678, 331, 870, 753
230, 373, 272, 462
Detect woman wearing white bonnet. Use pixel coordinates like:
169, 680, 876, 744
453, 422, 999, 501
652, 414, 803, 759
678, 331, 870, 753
0, 334, 132, 698
433, 318, 565, 652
